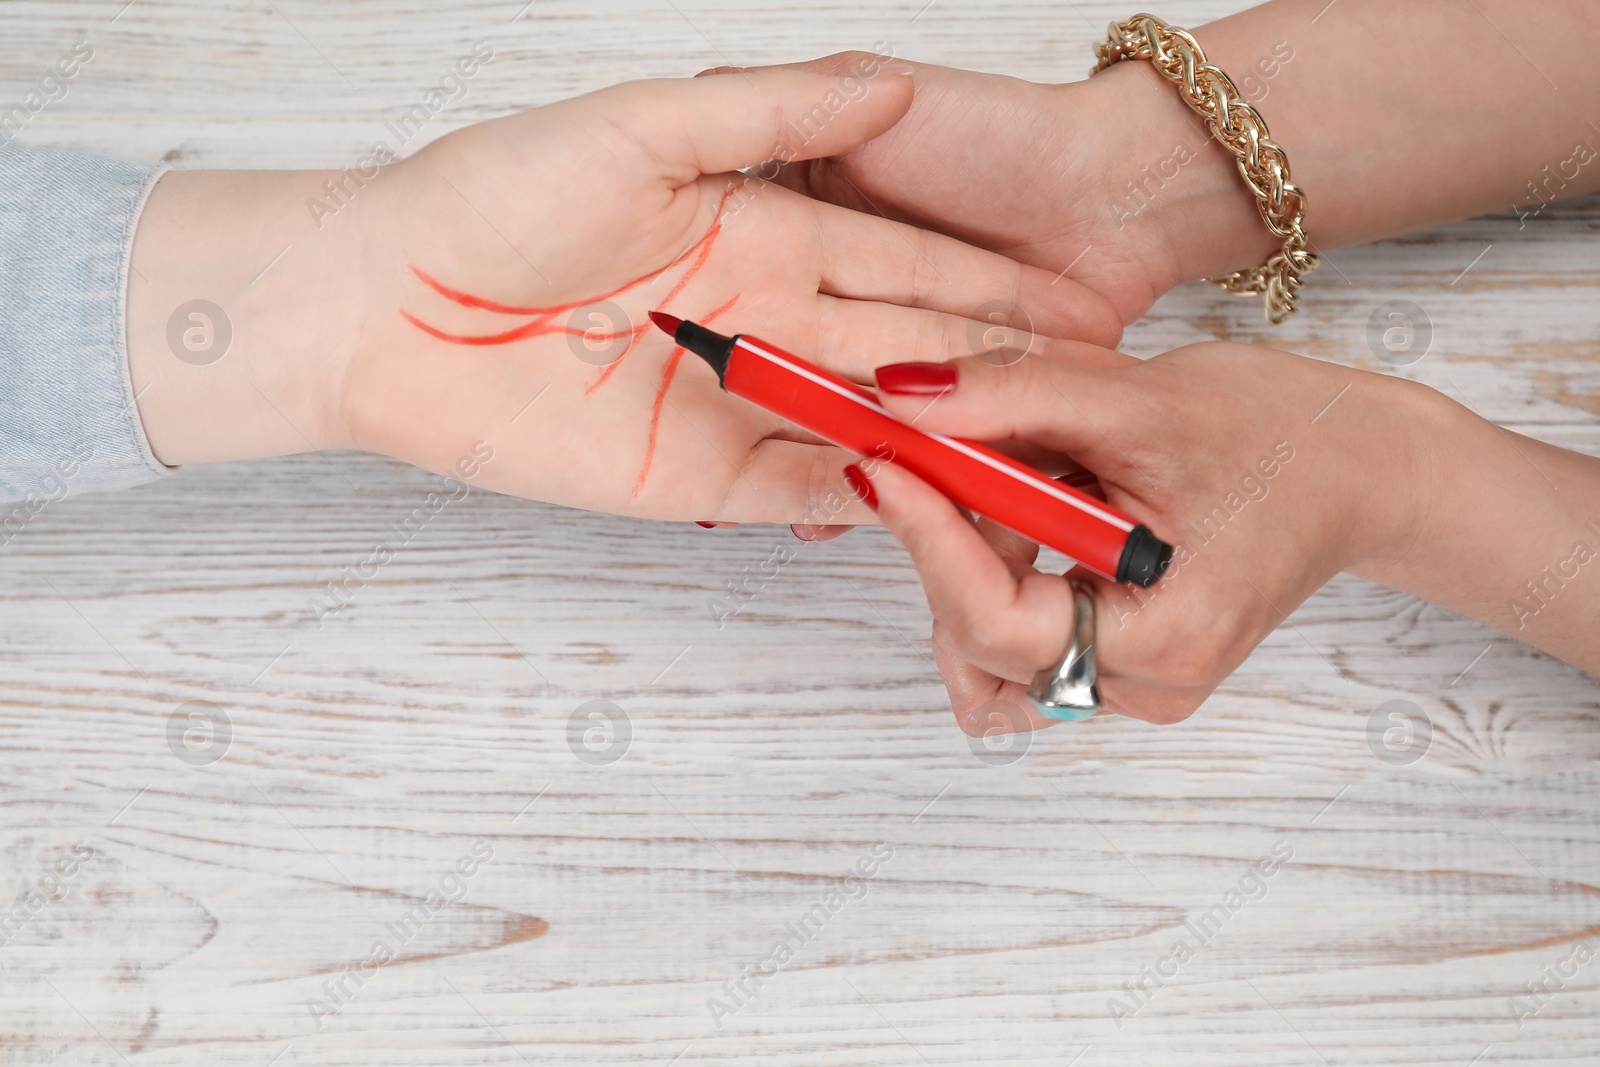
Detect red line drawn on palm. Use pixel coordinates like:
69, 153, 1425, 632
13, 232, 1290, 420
401, 188, 740, 498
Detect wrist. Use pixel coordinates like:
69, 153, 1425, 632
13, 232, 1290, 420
1336, 373, 1456, 581
1072, 55, 1277, 299
127, 169, 365, 466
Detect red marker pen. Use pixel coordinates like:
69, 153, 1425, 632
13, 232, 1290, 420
648, 312, 1172, 586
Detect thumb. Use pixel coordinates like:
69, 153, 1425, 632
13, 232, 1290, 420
698, 53, 921, 204
601, 64, 913, 179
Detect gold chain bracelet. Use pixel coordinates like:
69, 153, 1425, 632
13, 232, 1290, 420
1092, 13, 1317, 324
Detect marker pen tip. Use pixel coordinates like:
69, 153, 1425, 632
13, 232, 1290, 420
647, 310, 682, 337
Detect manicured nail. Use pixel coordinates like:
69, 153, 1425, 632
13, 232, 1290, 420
843, 464, 878, 511
791, 523, 820, 541
696, 521, 718, 528
875, 361, 957, 395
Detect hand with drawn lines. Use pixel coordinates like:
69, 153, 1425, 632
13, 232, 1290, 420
350, 66, 1121, 523
122, 67, 1121, 525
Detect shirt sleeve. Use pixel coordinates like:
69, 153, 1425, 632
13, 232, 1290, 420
0, 142, 171, 507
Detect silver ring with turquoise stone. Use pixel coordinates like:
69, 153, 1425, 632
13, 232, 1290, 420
1026, 582, 1101, 721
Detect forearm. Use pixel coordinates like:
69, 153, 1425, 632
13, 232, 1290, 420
126, 169, 364, 466
1351, 381, 1600, 671
1098, 0, 1600, 288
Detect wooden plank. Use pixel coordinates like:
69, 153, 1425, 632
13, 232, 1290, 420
2, 1, 1598, 1064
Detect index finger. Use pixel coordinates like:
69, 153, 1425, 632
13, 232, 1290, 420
862, 461, 1079, 683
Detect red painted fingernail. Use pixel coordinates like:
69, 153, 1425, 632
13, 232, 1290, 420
875, 361, 957, 395
843, 464, 878, 511
695, 521, 718, 528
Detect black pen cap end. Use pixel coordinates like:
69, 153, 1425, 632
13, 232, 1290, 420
1117, 525, 1174, 588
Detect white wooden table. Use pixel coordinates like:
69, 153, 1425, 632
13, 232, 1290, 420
4, 2, 1599, 1064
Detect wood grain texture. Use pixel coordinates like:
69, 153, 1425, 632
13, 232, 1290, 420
3, 1, 1599, 1064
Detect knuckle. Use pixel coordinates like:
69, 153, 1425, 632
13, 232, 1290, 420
909, 306, 946, 364
981, 357, 1048, 426
827, 49, 879, 69
1006, 260, 1029, 319
957, 622, 1010, 666
956, 599, 1037, 668
908, 229, 940, 306
1081, 296, 1125, 348
932, 590, 996, 657
815, 297, 845, 355
896, 518, 947, 567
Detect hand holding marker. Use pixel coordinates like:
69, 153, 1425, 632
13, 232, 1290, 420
648, 312, 1173, 586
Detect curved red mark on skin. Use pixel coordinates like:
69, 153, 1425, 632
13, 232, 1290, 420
584, 221, 722, 395
402, 309, 567, 346
399, 183, 746, 499
407, 185, 739, 318
630, 349, 688, 500
401, 215, 724, 351
411, 265, 641, 319
630, 293, 741, 499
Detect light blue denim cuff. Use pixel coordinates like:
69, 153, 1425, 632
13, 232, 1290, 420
0, 142, 171, 506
